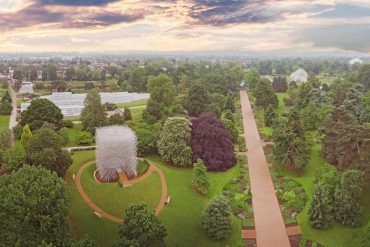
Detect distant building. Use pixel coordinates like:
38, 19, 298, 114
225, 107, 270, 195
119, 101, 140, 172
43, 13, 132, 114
290, 68, 308, 83
18, 81, 34, 94
349, 58, 363, 66
21, 91, 149, 117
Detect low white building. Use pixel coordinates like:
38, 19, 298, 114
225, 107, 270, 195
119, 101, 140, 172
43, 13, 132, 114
290, 68, 308, 83
21, 91, 149, 117
349, 58, 363, 66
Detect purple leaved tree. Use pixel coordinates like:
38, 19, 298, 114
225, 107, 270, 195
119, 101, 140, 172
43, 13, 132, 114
191, 113, 236, 172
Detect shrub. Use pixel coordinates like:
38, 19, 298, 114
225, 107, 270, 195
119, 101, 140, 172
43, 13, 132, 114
58, 127, 69, 146
201, 196, 232, 240
62, 120, 74, 128
362, 221, 370, 247
108, 113, 125, 125
192, 159, 209, 195
157, 117, 193, 167
77, 131, 94, 145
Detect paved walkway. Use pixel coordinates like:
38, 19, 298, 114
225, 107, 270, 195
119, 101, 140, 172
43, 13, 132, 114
240, 90, 291, 247
242, 225, 301, 240
8, 83, 17, 145
75, 160, 168, 223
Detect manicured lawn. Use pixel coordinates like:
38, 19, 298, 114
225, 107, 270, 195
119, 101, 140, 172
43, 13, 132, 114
146, 155, 242, 247
0, 115, 10, 132
279, 144, 370, 247
116, 99, 148, 108
81, 163, 162, 218
67, 151, 243, 247
66, 151, 120, 246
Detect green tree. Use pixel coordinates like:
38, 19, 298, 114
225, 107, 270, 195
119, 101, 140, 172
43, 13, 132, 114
80, 91, 106, 134
116, 204, 167, 247
21, 124, 32, 147
25, 128, 72, 177
192, 159, 209, 195
224, 91, 235, 113
58, 127, 69, 146
109, 113, 125, 125
157, 117, 192, 167
254, 78, 278, 109
358, 64, 370, 90
362, 221, 370, 247
20, 98, 63, 131
124, 107, 132, 121
146, 74, 176, 120
132, 121, 162, 156
272, 110, 311, 170
1, 145, 26, 171
0, 165, 70, 247
334, 170, 364, 227
0, 129, 11, 151
246, 69, 261, 91
73, 235, 97, 247
264, 105, 277, 127
322, 106, 370, 170
222, 118, 238, 143
272, 76, 288, 93
185, 84, 210, 116
308, 185, 334, 229
297, 83, 313, 109
201, 196, 232, 240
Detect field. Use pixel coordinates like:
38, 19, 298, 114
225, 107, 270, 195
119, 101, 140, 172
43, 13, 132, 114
67, 151, 242, 247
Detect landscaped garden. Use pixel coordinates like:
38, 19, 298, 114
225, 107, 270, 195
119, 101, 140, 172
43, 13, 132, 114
248, 69, 370, 247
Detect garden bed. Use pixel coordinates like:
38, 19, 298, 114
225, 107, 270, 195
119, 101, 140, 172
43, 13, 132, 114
270, 167, 307, 225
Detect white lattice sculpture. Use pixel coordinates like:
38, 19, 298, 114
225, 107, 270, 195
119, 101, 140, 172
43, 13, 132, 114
96, 126, 138, 181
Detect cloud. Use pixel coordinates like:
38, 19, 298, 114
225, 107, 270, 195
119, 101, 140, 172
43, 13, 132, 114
0, 1, 145, 31
38, 0, 120, 6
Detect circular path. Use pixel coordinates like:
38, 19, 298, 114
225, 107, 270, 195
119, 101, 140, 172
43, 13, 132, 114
75, 160, 168, 224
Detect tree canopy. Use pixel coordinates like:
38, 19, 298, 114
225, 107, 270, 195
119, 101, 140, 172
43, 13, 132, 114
191, 113, 236, 171
80, 91, 107, 134
185, 84, 210, 116
0, 165, 70, 247
20, 99, 63, 131
25, 128, 72, 177
157, 117, 193, 167
116, 204, 167, 247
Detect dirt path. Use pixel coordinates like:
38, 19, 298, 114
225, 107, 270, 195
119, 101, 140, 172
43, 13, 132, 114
75, 160, 168, 223
240, 90, 291, 247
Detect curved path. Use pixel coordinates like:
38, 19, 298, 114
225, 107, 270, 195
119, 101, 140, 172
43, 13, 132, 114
75, 160, 168, 223
240, 90, 291, 247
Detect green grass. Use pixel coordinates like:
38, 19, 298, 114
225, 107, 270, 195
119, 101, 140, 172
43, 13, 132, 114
130, 108, 145, 122
0, 115, 10, 132
65, 124, 85, 146
276, 92, 288, 114
116, 99, 148, 108
279, 144, 370, 247
67, 151, 120, 246
146, 155, 242, 247
137, 160, 149, 177
81, 163, 161, 218
68, 151, 243, 247
64, 116, 80, 121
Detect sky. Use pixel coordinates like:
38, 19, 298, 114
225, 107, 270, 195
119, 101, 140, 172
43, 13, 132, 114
0, 0, 370, 54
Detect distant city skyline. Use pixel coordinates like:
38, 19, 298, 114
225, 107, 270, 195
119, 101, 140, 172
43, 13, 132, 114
0, 0, 370, 54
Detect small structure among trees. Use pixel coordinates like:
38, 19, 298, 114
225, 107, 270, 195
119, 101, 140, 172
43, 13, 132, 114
95, 126, 138, 182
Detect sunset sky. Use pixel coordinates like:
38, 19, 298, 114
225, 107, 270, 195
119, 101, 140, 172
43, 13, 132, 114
0, 0, 370, 53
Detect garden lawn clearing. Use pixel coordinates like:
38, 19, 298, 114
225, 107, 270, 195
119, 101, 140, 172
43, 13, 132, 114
279, 144, 370, 247
116, 99, 147, 108
0, 115, 10, 132
146, 155, 243, 247
68, 151, 243, 247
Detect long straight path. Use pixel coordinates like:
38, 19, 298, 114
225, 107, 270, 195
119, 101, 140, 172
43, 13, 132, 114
8, 82, 17, 145
240, 90, 290, 247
